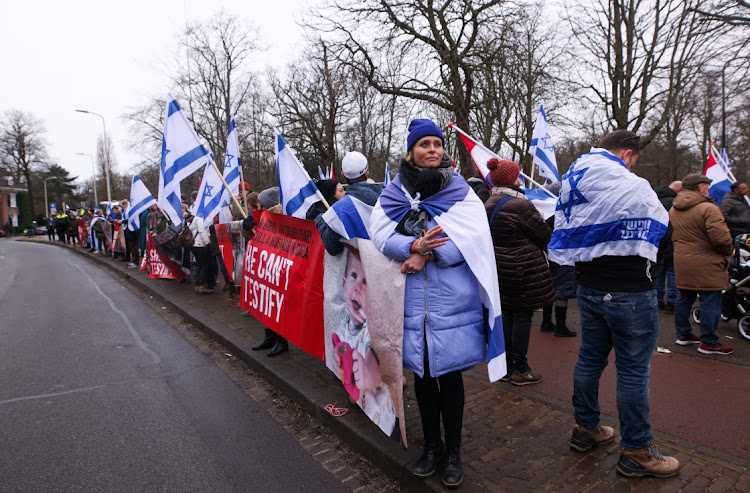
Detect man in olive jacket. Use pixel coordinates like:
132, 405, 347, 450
670, 173, 734, 355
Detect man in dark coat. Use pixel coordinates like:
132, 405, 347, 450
719, 182, 750, 240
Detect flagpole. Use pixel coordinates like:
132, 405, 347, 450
237, 160, 248, 216
449, 123, 557, 199
208, 155, 247, 219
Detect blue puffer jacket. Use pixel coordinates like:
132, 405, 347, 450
382, 216, 485, 378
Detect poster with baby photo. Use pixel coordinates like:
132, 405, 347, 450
323, 238, 406, 446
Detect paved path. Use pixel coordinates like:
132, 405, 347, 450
23, 237, 750, 492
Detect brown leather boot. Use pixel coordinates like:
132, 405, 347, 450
570, 423, 615, 452
617, 442, 680, 478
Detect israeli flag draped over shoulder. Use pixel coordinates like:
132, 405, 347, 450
370, 175, 507, 382
321, 195, 373, 240
126, 175, 156, 231
275, 129, 324, 218
548, 148, 668, 266
158, 94, 211, 227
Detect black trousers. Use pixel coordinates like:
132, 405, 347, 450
502, 307, 533, 373
191, 245, 215, 288
413, 350, 464, 450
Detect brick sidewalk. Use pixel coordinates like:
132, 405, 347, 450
32, 238, 750, 492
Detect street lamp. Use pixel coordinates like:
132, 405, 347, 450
75, 109, 112, 206
43, 176, 59, 218
75, 152, 98, 206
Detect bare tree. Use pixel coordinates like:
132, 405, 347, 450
693, 0, 750, 25
565, 0, 723, 147
0, 110, 48, 217
314, 0, 515, 177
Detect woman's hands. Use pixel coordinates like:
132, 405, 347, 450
402, 225, 449, 274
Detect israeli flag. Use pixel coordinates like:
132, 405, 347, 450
549, 148, 668, 265
320, 195, 373, 240
224, 119, 241, 199
158, 94, 210, 226
126, 175, 156, 231
528, 104, 560, 182
522, 187, 557, 220
318, 165, 326, 180
384, 163, 391, 186
275, 129, 324, 218
192, 157, 225, 230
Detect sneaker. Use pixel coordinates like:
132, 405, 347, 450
675, 334, 700, 345
500, 373, 512, 383
510, 369, 541, 386
127, 263, 138, 269
570, 424, 615, 452
697, 342, 733, 355
617, 441, 680, 478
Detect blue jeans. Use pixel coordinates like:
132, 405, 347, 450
674, 289, 721, 346
654, 260, 677, 303
573, 286, 659, 449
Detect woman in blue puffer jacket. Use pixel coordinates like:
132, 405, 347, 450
374, 119, 487, 489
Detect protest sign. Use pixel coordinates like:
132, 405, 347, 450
323, 238, 406, 443
147, 236, 186, 279
214, 223, 236, 282
240, 211, 325, 359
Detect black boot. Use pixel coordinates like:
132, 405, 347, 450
252, 328, 275, 351
267, 334, 288, 357
442, 447, 464, 488
554, 305, 577, 337
540, 304, 554, 332
413, 440, 444, 478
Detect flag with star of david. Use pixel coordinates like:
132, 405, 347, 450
223, 119, 241, 200
158, 94, 210, 227
528, 104, 560, 183
548, 148, 668, 266
192, 155, 226, 230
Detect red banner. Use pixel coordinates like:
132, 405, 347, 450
147, 236, 186, 279
77, 218, 88, 244
240, 211, 325, 359
215, 223, 235, 282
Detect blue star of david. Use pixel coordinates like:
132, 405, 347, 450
204, 184, 213, 198
225, 152, 234, 167
541, 134, 554, 152
557, 167, 589, 222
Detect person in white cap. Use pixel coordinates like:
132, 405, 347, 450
316, 152, 384, 256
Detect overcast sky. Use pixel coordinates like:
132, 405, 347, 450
0, 0, 310, 183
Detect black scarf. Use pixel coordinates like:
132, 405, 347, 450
398, 154, 454, 200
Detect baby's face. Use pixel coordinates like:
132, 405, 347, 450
343, 253, 367, 326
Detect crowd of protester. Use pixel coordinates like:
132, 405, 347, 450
34, 120, 750, 489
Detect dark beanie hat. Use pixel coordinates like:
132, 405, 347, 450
406, 119, 445, 151
487, 158, 520, 187
316, 179, 339, 205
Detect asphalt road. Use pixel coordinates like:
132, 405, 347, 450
0, 240, 348, 492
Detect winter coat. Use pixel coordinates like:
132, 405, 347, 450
655, 185, 677, 263
186, 215, 209, 247
486, 187, 555, 310
670, 190, 733, 291
719, 193, 750, 240
382, 214, 485, 379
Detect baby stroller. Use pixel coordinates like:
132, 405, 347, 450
692, 233, 750, 340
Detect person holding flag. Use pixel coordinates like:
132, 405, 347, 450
549, 130, 678, 478
126, 175, 157, 268
371, 119, 506, 488
275, 129, 325, 219
719, 181, 750, 240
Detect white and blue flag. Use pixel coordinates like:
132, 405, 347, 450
158, 94, 210, 226
384, 163, 391, 186
549, 148, 668, 265
275, 129, 324, 218
126, 175, 156, 231
522, 187, 557, 220
223, 119, 241, 199
705, 146, 732, 205
321, 195, 374, 240
528, 104, 560, 183
318, 165, 326, 180
370, 175, 507, 383
192, 156, 226, 230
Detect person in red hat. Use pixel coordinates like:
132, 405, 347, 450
230, 181, 252, 220
484, 157, 556, 386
